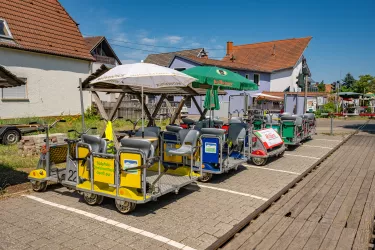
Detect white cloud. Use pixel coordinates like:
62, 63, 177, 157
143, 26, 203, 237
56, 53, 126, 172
210, 38, 217, 43
104, 17, 126, 33
141, 37, 157, 44
164, 36, 183, 44
190, 42, 201, 47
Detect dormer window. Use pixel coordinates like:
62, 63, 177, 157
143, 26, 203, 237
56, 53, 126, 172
0, 19, 13, 39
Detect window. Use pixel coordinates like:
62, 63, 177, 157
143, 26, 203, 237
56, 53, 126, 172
167, 96, 174, 102
245, 74, 249, 79
0, 19, 13, 39
2, 78, 27, 100
174, 68, 186, 72
148, 95, 156, 104
253, 74, 260, 86
185, 97, 191, 108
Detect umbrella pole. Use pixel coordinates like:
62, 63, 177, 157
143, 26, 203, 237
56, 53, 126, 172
142, 85, 144, 138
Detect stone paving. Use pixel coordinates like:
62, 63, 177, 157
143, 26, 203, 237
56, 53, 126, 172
0, 134, 346, 250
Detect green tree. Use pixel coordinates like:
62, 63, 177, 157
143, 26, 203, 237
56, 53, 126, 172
342, 73, 356, 90
317, 80, 325, 92
353, 75, 375, 93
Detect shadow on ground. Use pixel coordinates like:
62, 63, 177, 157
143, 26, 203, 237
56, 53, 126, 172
52, 182, 200, 217
0, 164, 29, 189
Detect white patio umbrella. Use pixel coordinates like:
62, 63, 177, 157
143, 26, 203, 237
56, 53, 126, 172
90, 63, 197, 136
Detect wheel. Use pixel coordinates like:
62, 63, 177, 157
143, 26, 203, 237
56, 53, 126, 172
115, 199, 136, 214
3, 130, 20, 145
198, 173, 213, 182
83, 192, 103, 206
96, 195, 104, 205
252, 157, 268, 166
31, 181, 47, 192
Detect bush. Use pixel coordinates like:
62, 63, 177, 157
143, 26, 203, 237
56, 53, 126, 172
84, 106, 99, 119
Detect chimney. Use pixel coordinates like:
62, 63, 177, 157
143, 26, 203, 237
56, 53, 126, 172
200, 48, 208, 59
226, 41, 233, 56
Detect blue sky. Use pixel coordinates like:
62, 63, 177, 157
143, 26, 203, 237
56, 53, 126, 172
61, 0, 375, 83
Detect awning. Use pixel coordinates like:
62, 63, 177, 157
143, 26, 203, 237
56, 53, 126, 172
0, 65, 26, 88
82, 64, 226, 96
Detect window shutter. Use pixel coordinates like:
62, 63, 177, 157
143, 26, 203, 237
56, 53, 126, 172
2, 78, 27, 99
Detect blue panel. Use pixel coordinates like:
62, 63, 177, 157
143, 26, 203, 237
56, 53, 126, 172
202, 137, 219, 164
163, 133, 178, 144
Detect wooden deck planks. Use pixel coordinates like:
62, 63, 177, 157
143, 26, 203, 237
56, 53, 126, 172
226, 133, 375, 250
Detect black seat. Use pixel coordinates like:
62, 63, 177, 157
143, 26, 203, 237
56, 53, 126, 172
81, 134, 107, 153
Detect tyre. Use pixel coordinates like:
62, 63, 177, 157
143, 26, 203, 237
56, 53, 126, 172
83, 192, 103, 206
115, 199, 136, 214
198, 173, 213, 183
252, 157, 268, 166
31, 181, 47, 192
3, 130, 20, 145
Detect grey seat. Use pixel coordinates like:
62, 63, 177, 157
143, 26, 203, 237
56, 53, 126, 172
134, 130, 158, 149
167, 130, 200, 156
166, 125, 182, 133
201, 128, 225, 136
120, 138, 153, 158
229, 117, 243, 124
139, 126, 161, 137
228, 123, 246, 146
182, 118, 196, 126
303, 113, 315, 120
266, 114, 279, 124
281, 115, 303, 126
213, 119, 224, 126
81, 134, 107, 153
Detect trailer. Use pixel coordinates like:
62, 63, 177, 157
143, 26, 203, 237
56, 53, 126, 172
0, 123, 44, 145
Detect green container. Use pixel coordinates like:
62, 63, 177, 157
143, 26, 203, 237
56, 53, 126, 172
281, 121, 296, 144
253, 120, 263, 130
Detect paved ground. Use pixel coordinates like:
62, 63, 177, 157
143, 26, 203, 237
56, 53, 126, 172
224, 120, 375, 250
0, 132, 350, 250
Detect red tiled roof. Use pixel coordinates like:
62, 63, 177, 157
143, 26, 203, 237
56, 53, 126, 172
262, 91, 327, 97
222, 37, 312, 72
0, 0, 94, 61
84, 36, 104, 51
185, 56, 272, 73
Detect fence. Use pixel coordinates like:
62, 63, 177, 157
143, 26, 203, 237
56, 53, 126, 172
100, 95, 180, 121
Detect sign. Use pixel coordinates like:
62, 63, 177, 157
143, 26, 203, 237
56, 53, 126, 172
93, 157, 115, 184
123, 159, 139, 174
254, 128, 283, 149
317, 96, 324, 106
205, 142, 217, 154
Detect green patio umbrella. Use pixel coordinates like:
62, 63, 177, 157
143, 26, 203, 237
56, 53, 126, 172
203, 87, 220, 110
183, 66, 258, 91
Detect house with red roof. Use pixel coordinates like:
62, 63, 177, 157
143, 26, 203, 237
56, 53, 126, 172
145, 37, 312, 115
0, 0, 121, 118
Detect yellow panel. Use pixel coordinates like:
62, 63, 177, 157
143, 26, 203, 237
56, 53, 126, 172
93, 181, 116, 195
93, 157, 115, 185
28, 169, 47, 180
77, 146, 90, 179
119, 152, 142, 189
118, 187, 147, 201
163, 144, 182, 163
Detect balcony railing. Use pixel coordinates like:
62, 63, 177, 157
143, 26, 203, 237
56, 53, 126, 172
93, 54, 116, 65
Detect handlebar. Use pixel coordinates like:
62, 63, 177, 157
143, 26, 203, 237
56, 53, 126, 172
68, 127, 97, 136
